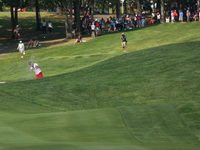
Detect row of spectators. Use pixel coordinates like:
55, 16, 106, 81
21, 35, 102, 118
80, 7, 200, 37
81, 13, 148, 37
153, 8, 200, 23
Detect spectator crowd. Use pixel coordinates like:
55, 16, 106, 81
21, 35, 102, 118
66, 2, 198, 38
74, 6, 200, 38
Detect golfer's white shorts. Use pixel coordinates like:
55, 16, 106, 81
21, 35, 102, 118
19, 49, 23, 53
122, 42, 126, 47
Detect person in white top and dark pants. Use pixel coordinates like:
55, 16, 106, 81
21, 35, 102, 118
42, 20, 47, 34
48, 21, 53, 34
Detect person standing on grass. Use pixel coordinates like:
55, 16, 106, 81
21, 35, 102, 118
166, 12, 170, 23
28, 62, 43, 79
157, 12, 161, 23
48, 20, 53, 34
121, 33, 127, 52
174, 10, 178, 22
141, 13, 145, 27
179, 10, 183, 22
17, 41, 25, 58
91, 22, 95, 38
186, 8, 191, 22
171, 10, 174, 23
136, 13, 141, 27
14, 25, 20, 40
42, 19, 47, 34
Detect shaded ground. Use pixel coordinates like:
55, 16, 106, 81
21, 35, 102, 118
0, 29, 67, 54
0, 14, 113, 54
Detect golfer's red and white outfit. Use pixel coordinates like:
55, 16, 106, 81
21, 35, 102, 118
30, 63, 43, 79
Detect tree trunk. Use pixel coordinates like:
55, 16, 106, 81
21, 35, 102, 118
10, 0, 15, 39
0, 1, 3, 11
102, 0, 106, 14
124, 0, 127, 13
160, 0, 164, 23
137, 0, 141, 12
116, 0, 120, 18
112, 5, 115, 14
14, 0, 19, 25
65, 12, 71, 39
74, 0, 81, 34
63, 0, 72, 39
35, 0, 41, 31
67, 0, 73, 39
81, 0, 94, 22
157, 0, 160, 12
69, 0, 73, 35
57, 6, 64, 15
93, 0, 96, 14
198, 0, 200, 11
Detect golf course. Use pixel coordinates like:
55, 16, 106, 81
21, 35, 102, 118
0, 13, 200, 149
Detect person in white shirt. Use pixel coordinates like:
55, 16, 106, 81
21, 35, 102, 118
157, 12, 161, 23
171, 10, 174, 22
17, 41, 25, 58
48, 21, 53, 34
91, 22, 95, 38
28, 62, 43, 79
42, 20, 47, 34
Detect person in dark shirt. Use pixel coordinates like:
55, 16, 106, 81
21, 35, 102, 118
120, 33, 127, 52
75, 34, 82, 44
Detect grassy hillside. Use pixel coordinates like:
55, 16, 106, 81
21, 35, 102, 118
0, 22, 200, 150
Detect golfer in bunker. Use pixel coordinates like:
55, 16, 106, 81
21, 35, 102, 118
28, 62, 43, 79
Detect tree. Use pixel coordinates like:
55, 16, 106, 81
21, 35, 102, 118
63, 0, 73, 39
197, 0, 200, 10
14, 0, 19, 25
81, 0, 94, 22
2, 0, 17, 38
116, 0, 120, 18
160, 0, 164, 23
124, 0, 127, 13
0, 0, 3, 11
10, 0, 15, 38
137, 0, 141, 12
35, 0, 40, 31
74, 0, 81, 34
102, 0, 106, 13
93, 0, 96, 13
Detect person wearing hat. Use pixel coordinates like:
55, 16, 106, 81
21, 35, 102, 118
120, 33, 127, 52
28, 62, 43, 79
17, 41, 25, 58
156, 12, 161, 23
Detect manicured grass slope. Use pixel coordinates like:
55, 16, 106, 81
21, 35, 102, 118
0, 23, 200, 149
1, 22, 200, 81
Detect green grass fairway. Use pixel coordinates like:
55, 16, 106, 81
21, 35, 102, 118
0, 109, 139, 149
0, 22, 200, 150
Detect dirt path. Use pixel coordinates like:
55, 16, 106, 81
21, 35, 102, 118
0, 29, 67, 54
0, 34, 93, 54
40, 37, 92, 48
